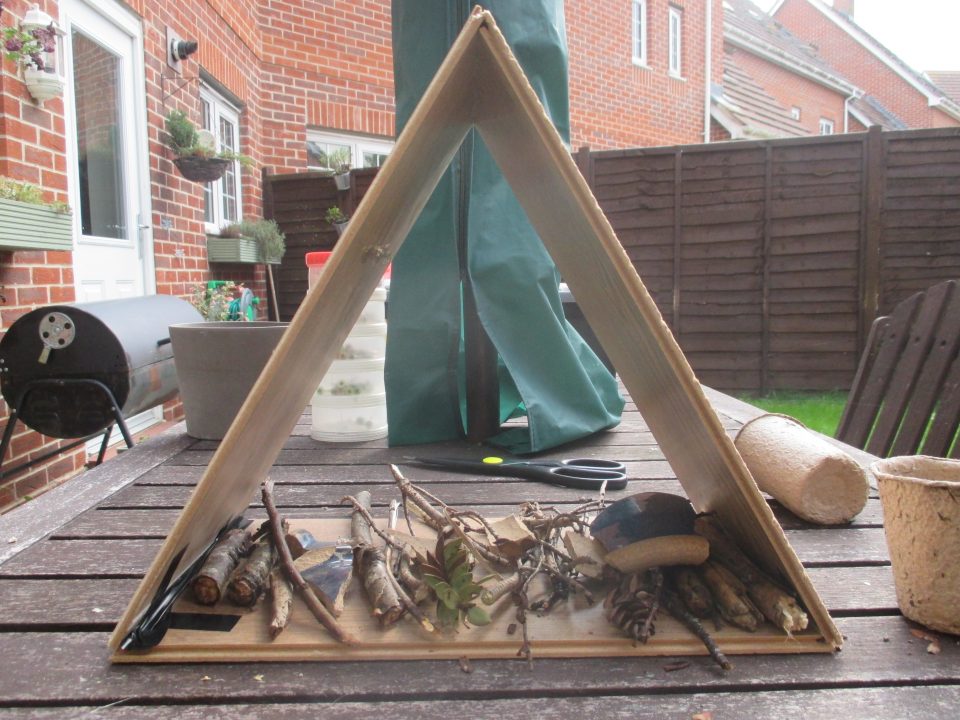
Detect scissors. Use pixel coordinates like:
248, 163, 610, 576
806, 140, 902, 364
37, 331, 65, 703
408, 456, 628, 491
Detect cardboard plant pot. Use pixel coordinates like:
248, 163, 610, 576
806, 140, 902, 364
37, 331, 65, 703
873, 455, 960, 635
170, 321, 289, 440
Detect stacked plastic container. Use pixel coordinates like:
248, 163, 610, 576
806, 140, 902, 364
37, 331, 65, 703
305, 252, 389, 442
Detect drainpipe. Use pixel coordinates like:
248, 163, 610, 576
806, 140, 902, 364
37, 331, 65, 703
704, 0, 713, 142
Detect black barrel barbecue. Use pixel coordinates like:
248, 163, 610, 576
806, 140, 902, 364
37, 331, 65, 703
0, 295, 201, 476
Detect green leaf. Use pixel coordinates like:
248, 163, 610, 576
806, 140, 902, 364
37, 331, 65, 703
450, 565, 473, 591
434, 582, 460, 610
421, 574, 445, 591
436, 601, 459, 628
466, 605, 491, 626
443, 538, 464, 564
459, 582, 484, 600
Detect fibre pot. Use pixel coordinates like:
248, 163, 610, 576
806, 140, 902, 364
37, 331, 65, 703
170, 321, 289, 440
872, 455, 960, 635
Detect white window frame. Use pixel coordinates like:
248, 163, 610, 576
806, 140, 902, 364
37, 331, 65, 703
790, 106, 802, 121
668, 6, 682, 77
819, 118, 835, 135
200, 84, 243, 235
632, 0, 647, 66
306, 130, 393, 173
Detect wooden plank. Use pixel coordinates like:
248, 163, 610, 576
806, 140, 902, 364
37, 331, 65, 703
2, 617, 957, 703
0, 524, 893, 579
865, 282, 953, 456
890, 281, 960, 455
5, 687, 958, 720
0, 427, 196, 565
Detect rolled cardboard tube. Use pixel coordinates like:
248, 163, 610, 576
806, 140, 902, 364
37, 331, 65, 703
734, 413, 869, 525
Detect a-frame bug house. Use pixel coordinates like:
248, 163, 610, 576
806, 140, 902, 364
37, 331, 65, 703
110, 7, 842, 660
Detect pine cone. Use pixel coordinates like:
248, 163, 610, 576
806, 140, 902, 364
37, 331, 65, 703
604, 569, 663, 644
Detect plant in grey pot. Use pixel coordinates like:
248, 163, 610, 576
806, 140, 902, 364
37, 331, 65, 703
325, 205, 350, 237
170, 282, 288, 439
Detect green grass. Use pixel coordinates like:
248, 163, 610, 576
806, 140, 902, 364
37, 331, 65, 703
735, 391, 848, 436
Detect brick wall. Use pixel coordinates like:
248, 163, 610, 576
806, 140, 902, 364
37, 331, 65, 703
0, 0, 722, 509
567, 0, 724, 149
773, 0, 959, 129
728, 45, 848, 135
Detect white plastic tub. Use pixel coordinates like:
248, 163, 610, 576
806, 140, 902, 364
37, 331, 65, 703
337, 323, 387, 360
311, 391, 388, 442
315, 357, 385, 397
356, 287, 387, 325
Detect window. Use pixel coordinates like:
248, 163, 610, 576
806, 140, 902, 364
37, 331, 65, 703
668, 6, 682, 77
306, 130, 393, 173
790, 106, 802, 121
819, 118, 835, 135
632, 0, 647, 66
200, 85, 243, 234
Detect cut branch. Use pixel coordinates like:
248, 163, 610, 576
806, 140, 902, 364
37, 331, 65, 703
261, 480, 358, 645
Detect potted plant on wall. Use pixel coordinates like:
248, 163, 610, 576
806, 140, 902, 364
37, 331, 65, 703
207, 218, 286, 265
164, 110, 252, 183
0, 178, 72, 252
325, 205, 350, 237
0, 3, 65, 103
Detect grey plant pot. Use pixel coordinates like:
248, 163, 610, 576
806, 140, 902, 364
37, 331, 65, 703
169, 321, 289, 440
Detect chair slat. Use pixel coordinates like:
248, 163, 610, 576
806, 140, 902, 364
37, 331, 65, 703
837, 293, 921, 450
867, 281, 953, 456
893, 281, 960, 455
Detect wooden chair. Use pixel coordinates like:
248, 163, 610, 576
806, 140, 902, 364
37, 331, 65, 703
837, 279, 960, 458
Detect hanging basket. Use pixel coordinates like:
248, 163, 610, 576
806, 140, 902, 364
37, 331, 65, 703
173, 156, 231, 183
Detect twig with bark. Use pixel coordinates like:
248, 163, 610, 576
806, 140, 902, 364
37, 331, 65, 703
348, 489, 404, 626
192, 527, 250, 605
261, 480, 358, 645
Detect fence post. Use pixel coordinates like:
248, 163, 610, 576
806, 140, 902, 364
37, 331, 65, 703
574, 146, 594, 188
860, 125, 884, 351
672, 149, 682, 332
760, 144, 773, 395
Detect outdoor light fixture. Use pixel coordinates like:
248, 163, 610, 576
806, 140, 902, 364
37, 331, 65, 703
19, 3, 66, 103
171, 37, 198, 62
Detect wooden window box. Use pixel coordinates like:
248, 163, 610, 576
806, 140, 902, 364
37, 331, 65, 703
206, 236, 281, 265
0, 198, 73, 252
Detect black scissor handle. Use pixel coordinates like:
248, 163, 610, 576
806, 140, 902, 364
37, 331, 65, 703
560, 458, 627, 474
543, 465, 628, 490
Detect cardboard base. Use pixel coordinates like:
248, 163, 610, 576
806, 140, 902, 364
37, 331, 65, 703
113, 519, 832, 664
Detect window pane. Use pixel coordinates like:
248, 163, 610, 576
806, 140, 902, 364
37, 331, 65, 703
72, 30, 126, 239
362, 151, 389, 168
669, 9, 682, 75
219, 116, 238, 223
202, 97, 213, 223
632, 1, 645, 62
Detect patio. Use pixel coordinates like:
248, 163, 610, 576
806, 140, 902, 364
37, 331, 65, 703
0, 388, 957, 717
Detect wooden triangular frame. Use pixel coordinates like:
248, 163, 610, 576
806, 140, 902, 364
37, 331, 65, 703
111, 7, 841, 654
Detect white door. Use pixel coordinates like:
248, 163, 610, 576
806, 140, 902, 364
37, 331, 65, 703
64, 0, 153, 302
62, 0, 160, 447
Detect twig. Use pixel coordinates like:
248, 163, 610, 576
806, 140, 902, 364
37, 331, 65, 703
261, 480, 358, 645
663, 587, 733, 671
350, 489, 404, 626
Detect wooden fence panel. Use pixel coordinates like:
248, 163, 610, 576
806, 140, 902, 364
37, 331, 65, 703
585, 127, 960, 393
265, 128, 960, 393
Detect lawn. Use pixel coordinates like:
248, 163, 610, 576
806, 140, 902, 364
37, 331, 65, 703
735, 390, 848, 436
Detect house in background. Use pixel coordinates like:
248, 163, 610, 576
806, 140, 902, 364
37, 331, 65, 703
712, 0, 919, 141
0, 0, 723, 509
771, 0, 960, 129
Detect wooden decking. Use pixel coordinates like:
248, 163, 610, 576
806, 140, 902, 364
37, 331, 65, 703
0, 389, 957, 718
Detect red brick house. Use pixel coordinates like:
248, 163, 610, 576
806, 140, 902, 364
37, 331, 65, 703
712, 0, 918, 141
771, 0, 960, 130
0, 0, 723, 508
